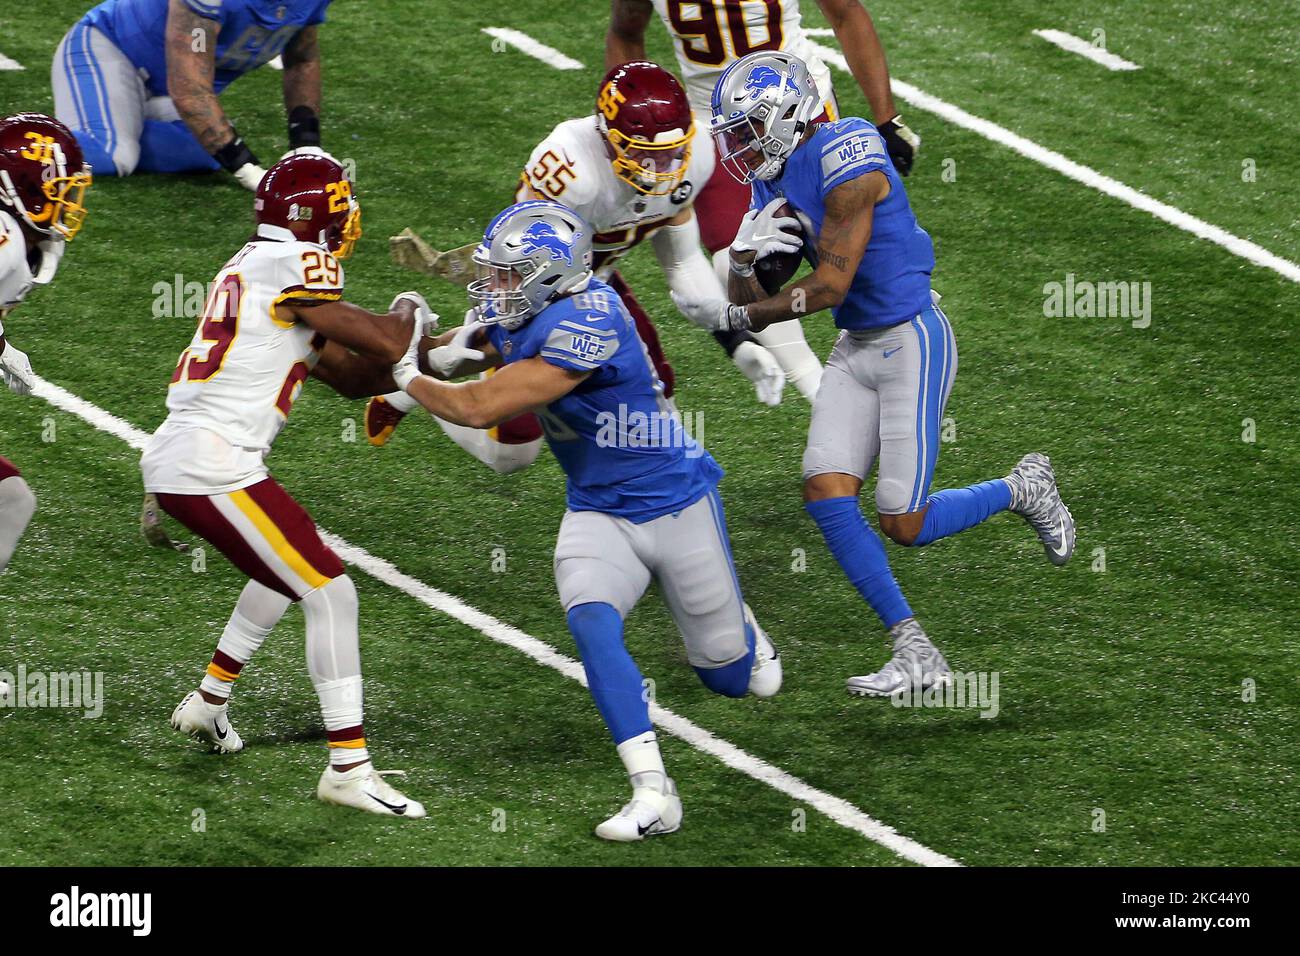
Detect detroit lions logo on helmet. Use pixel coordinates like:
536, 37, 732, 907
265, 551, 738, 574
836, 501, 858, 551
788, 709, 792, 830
520, 221, 579, 266
744, 64, 800, 100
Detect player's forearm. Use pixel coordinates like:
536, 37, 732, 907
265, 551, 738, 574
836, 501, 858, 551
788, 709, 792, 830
825, 1, 898, 124
295, 302, 415, 364
166, 6, 233, 152
405, 376, 507, 430
743, 274, 843, 332
605, 0, 652, 68
727, 267, 766, 306
281, 26, 322, 119
312, 351, 396, 399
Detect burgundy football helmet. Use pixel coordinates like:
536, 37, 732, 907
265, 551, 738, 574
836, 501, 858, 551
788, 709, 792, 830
254, 154, 361, 258
595, 61, 695, 196
0, 113, 92, 240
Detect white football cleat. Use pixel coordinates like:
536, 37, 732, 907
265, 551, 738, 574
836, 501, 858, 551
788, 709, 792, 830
170, 690, 244, 753
595, 777, 683, 842
317, 764, 427, 819
1006, 452, 1075, 566
745, 603, 782, 698
847, 619, 952, 698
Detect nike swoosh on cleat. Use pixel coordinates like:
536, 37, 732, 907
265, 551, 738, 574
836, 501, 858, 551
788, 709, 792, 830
213, 720, 228, 740
367, 792, 408, 815
637, 820, 657, 836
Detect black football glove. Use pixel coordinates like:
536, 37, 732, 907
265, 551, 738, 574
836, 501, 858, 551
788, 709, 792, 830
879, 115, 920, 176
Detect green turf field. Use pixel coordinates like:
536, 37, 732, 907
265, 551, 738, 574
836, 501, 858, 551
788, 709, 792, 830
0, 1, 1296, 866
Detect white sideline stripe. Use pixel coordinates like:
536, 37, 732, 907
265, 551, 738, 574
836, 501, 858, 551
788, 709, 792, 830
806, 41, 1300, 285
482, 28, 583, 71
28, 372, 960, 868
1032, 29, 1140, 71
0, 52, 25, 71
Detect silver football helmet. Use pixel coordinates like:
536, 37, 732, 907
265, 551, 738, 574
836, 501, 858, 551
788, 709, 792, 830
709, 51, 820, 184
468, 200, 593, 330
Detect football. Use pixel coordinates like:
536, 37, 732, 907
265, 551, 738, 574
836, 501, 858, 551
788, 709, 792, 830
754, 201, 805, 294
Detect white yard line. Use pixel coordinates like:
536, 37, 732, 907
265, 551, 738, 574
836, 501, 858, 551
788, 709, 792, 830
1032, 29, 1140, 71
29, 373, 960, 867
0, 52, 25, 71
806, 41, 1300, 284
481, 28, 583, 71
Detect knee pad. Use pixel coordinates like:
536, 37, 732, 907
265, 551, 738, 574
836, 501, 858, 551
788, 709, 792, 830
0, 476, 37, 525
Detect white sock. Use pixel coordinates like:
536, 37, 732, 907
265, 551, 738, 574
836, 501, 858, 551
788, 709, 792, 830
0, 476, 37, 573
434, 417, 542, 475
617, 730, 667, 792
302, 576, 369, 767
382, 389, 418, 414
200, 580, 290, 699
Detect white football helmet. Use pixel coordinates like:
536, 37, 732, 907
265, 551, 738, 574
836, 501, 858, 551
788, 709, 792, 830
709, 51, 820, 184
468, 200, 593, 331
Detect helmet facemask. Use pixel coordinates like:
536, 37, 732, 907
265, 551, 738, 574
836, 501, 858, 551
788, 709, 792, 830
1, 140, 92, 240
469, 252, 536, 330
607, 124, 694, 196
713, 106, 792, 184
330, 198, 361, 259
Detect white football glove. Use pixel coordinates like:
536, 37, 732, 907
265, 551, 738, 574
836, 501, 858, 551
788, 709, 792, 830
233, 162, 267, 192
426, 311, 487, 379
669, 290, 751, 332
730, 198, 802, 268
732, 340, 784, 407
389, 291, 438, 336
280, 146, 342, 166
0, 341, 35, 396
390, 293, 439, 391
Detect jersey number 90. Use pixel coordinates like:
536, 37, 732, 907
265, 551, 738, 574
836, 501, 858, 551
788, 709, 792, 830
668, 0, 784, 66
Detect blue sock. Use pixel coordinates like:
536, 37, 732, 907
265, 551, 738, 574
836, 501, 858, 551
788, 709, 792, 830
566, 602, 652, 744
693, 622, 755, 698
805, 496, 912, 629
913, 479, 1012, 546
137, 120, 220, 174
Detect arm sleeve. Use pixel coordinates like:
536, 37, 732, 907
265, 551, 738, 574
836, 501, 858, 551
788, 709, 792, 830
0, 227, 33, 311
539, 311, 621, 372
650, 213, 727, 319
818, 119, 889, 197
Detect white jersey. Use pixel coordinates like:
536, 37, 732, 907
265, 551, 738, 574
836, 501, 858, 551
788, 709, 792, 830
651, 0, 835, 117
516, 114, 715, 273
0, 210, 37, 314
141, 227, 341, 494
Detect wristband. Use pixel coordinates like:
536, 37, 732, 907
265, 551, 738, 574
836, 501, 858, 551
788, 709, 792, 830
392, 362, 420, 392
725, 304, 752, 332
288, 106, 321, 148
212, 135, 259, 173
729, 256, 756, 278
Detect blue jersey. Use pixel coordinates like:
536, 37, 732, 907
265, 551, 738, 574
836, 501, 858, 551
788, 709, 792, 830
82, 0, 330, 97
753, 117, 935, 331
483, 278, 723, 522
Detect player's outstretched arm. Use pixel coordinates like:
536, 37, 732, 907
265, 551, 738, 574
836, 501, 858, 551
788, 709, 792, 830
403, 357, 589, 430
818, 0, 920, 174
743, 171, 887, 332
311, 341, 401, 399
606, 0, 654, 69
284, 298, 418, 364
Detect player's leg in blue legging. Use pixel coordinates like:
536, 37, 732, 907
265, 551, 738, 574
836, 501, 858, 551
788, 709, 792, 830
137, 120, 221, 174
807, 496, 913, 629
566, 602, 652, 744
692, 623, 755, 698
909, 480, 1012, 546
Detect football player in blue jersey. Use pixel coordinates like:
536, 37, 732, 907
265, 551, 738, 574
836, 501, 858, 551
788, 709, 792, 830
673, 51, 1076, 697
52, 0, 336, 189
389, 200, 782, 841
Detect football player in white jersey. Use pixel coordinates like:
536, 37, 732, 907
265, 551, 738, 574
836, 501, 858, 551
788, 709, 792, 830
0, 113, 92, 576
365, 60, 785, 463
606, 0, 921, 401
140, 153, 434, 818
